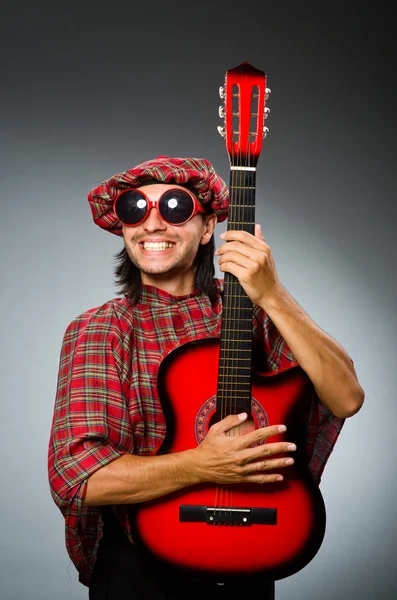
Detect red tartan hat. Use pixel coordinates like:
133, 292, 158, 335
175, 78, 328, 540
88, 156, 229, 236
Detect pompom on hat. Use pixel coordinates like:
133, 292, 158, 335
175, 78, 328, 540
88, 156, 229, 236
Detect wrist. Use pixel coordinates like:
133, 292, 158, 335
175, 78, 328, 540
258, 282, 289, 315
180, 447, 205, 486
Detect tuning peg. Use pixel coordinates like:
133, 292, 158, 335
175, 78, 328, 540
219, 86, 225, 99
217, 125, 226, 138
218, 105, 225, 119
265, 87, 271, 100
262, 126, 269, 138
264, 107, 270, 119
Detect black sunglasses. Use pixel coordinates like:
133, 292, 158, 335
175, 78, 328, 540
113, 188, 206, 227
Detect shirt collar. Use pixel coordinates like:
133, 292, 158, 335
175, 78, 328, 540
137, 283, 202, 306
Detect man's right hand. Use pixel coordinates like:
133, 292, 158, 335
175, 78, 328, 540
190, 412, 296, 485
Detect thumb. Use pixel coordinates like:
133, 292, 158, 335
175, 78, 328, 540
254, 223, 263, 239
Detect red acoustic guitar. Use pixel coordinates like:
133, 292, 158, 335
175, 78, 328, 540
131, 62, 326, 583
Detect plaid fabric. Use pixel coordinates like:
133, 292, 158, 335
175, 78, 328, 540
48, 280, 344, 586
88, 156, 229, 236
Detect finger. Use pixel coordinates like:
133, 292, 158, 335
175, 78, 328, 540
234, 424, 287, 449
218, 251, 258, 270
210, 412, 248, 435
218, 261, 250, 281
220, 229, 269, 249
216, 241, 266, 260
254, 223, 264, 240
239, 441, 297, 464
241, 456, 295, 475
244, 473, 284, 484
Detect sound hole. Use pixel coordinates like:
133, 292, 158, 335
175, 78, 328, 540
194, 396, 269, 444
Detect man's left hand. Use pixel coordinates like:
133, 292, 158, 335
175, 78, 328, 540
216, 224, 282, 309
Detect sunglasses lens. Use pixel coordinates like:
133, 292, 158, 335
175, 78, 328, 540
115, 191, 148, 225
159, 190, 195, 224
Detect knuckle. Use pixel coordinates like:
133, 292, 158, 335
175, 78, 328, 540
237, 464, 247, 476
209, 422, 219, 434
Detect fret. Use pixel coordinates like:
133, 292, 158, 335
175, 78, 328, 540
220, 345, 251, 350
219, 373, 252, 377
220, 328, 251, 333
217, 395, 252, 400
218, 388, 252, 392
227, 204, 255, 208
219, 357, 251, 361
218, 372, 251, 377
224, 281, 248, 287
218, 336, 252, 344
218, 390, 251, 394
226, 222, 255, 226
220, 348, 251, 353
218, 375, 251, 379
218, 374, 251, 379
222, 286, 249, 291
220, 338, 251, 343
218, 372, 251, 378
219, 368, 252, 373
222, 316, 252, 321
230, 186, 256, 190
230, 166, 256, 171
217, 390, 252, 394
217, 381, 251, 388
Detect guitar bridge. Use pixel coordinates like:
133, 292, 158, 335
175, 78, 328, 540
179, 505, 277, 526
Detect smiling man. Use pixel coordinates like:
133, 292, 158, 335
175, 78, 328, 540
48, 155, 364, 600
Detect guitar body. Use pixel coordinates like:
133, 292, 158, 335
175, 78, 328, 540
131, 338, 326, 583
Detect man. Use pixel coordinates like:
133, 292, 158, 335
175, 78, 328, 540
48, 156, 364, 599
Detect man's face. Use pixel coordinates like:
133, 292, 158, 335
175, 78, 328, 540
121, 183, 217, 290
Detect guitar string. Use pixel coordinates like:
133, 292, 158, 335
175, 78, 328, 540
227, 82, 259, 518
224, 87, 238, 516
230, 89, 243, 516
226, 82, 246, 517
216, 80, 260, 518
216, 79, 233, 518
226, 82, 245, 517
225, 93, 238, 517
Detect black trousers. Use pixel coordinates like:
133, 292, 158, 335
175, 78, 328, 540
89, 508, 275, 600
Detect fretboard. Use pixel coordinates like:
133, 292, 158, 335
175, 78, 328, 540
216, 169, 256, 416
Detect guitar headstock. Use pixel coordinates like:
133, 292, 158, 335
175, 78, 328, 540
218, 62, 270, 168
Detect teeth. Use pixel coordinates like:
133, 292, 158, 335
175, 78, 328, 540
142, 242, 174, 251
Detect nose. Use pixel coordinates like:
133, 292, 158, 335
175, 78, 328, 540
143, 207, 167, 232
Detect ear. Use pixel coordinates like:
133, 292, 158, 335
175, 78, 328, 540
200, 213, 218, 245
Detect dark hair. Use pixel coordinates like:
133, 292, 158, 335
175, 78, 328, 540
114, 235, 217, 304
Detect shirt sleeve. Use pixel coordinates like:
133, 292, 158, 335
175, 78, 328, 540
252, 304, 345, 483
252, 305, 300, 372
305, 393, 345, 483
48, 306, 133, 580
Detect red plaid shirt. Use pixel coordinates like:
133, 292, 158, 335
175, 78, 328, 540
48, 280, 344, 586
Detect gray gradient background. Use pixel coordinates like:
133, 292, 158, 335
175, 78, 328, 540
1, 1, 396, 599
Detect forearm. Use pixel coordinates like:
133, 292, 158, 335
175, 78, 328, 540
82, 414, 299, 507
82, 449, 200, 506
261, 284, 365, 418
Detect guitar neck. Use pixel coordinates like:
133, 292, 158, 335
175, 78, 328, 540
216, 168, 257, 415
215, 61, 268, 417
